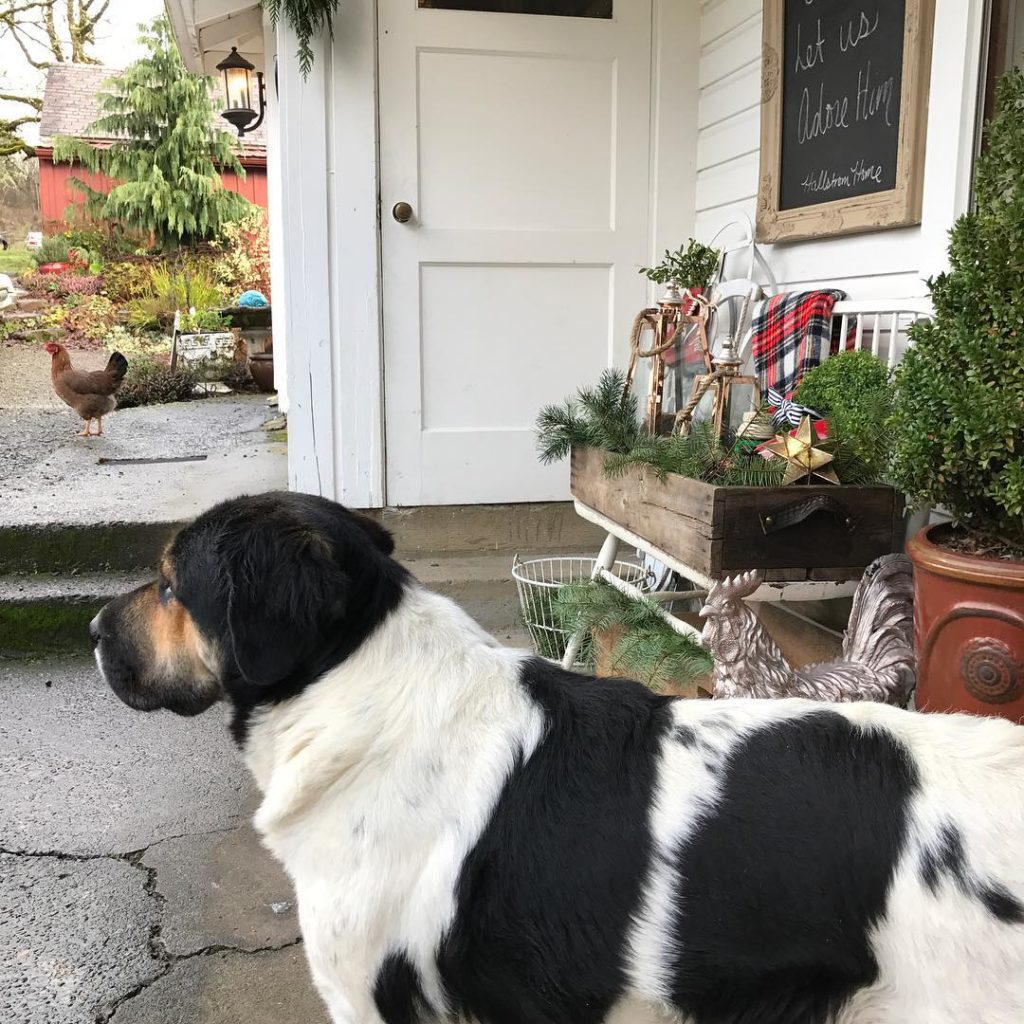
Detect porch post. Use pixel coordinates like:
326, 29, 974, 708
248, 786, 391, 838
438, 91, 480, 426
274, 21, 338, 497
325, 0, 385, 509
263, 14, 288, 416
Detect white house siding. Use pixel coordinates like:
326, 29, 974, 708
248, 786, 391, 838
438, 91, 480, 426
694, 0, 989, 298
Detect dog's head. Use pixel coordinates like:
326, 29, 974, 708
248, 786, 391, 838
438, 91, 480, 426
92, 492, 404, 733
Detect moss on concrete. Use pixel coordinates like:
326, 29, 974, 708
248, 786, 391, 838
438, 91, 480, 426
0, 522, 183, 574
0, 600, 100, 658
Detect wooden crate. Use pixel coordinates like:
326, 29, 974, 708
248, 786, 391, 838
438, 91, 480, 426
570, 447, 905, 583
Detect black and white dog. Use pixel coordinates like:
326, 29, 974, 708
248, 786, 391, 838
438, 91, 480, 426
92, 492, 1024, 1024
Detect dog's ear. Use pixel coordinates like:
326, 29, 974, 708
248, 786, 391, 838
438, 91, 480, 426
224, 523, 349, 690
347, 510, 395, 556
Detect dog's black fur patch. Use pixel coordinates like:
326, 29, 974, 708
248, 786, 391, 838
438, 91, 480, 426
435, 659, 674, 1024
667, 711, 919, 1024
170, 492, 407, 743
373, 951, 429, 1024
920, 821, 1024, 925
978, 883, 1024, 924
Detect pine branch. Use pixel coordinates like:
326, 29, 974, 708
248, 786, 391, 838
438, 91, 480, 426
551, 579, 713, 691
535, 368, 640, 463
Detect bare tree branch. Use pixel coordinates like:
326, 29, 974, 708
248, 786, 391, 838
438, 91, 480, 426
1, 0, 109, 152
4, 22, 49, 68
0, 92, 43, 110
2, 114, 39, 130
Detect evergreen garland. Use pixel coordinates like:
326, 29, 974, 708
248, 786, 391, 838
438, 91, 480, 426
536, 368, 642, 464
52, 18, 250, 250
536, 368, 891, 488
552, 579, 713, 692
262, 0, 339, 78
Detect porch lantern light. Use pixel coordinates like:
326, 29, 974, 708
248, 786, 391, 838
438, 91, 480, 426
216, 47, 266, 138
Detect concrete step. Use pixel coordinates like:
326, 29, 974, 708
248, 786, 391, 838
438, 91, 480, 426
369, 501, 605, 557
0, 569, 152, 658
1, 502, 606, 574
0, 521, 184, 574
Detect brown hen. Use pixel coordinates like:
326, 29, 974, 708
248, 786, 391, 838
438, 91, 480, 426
44, 343, 129, 437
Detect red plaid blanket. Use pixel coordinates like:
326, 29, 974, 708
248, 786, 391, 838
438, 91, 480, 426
751, 290, 849, 397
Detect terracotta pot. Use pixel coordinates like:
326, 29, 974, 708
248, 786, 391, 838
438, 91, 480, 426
906, 523, 1024, 722
248, 352, 275, 393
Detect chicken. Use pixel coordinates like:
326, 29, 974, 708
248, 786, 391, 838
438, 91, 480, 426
44, 343, 129, 437
699, 554, 916, 705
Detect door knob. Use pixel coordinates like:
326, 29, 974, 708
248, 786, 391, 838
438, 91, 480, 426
392, 201, 413, 223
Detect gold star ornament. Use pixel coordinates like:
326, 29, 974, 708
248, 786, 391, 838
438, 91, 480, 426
763, 415, 840, 485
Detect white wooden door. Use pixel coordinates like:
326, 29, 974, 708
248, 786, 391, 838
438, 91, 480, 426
379, 0, 653, 505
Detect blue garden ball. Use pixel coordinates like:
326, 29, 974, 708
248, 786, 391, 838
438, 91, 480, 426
237, 290, 269, 308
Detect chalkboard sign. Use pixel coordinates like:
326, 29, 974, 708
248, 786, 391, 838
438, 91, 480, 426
757, 0, 934, 243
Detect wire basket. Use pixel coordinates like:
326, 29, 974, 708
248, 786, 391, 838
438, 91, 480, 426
512, 555, 653, 665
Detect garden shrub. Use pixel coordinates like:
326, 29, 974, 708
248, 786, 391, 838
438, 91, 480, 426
117, 357, 197, 408
49, 273, 104, 298
101, 325, 171, 359
128, 266, 227, 329
43, 295, 118, 342
212, 209, 272, 299
891, 69, 1024, 549
31, 236, 73, 266
102, 260, 154, 303
795, 350, 894, 482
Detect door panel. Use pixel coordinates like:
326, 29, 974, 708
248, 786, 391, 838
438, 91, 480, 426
380, 0, 653, 505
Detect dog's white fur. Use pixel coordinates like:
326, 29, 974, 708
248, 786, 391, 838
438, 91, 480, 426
244, 583, 1024, 1024
246, 586, 545, 1022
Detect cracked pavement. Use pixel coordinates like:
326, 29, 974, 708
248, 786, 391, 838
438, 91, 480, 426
0, 657, 330, 1023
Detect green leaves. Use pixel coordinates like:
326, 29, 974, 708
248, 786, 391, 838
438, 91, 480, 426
640, 238, 721, 290
51, 17, 251, 250
891, 67, 1024, 549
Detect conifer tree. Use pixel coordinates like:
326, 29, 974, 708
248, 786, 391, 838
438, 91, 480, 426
53, 16, 250, 249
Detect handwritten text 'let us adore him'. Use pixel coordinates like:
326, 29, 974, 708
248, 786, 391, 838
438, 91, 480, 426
792, 8, 896, 147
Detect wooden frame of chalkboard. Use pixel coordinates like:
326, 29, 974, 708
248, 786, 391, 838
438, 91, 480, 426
756, 0, 935, 244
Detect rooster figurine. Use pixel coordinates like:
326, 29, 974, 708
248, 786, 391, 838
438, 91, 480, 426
699, 554, 915, 705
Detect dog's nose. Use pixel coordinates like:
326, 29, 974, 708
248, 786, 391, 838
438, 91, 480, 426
89, 613, 103, 646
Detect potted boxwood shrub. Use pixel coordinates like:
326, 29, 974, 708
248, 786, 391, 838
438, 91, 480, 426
894, 69, 1024, 722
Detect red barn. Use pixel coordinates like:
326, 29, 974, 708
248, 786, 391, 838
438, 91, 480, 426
36, 63, 267, 229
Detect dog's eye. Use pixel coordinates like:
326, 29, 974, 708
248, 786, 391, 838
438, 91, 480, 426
159, 580, 175, 604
